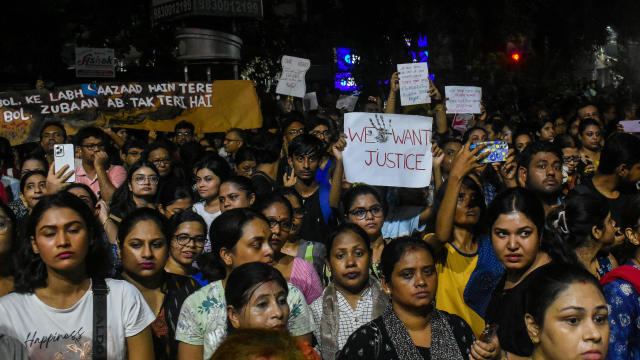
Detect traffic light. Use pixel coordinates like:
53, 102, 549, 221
511, 53, 521, 62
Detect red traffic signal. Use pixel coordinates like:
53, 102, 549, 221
511, 53, 521, 62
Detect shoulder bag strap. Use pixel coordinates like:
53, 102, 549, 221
92, 278, 109, 360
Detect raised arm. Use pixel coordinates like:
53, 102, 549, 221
385, 72, 399, 114
329, 134, 347, 209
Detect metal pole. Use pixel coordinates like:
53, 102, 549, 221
233, 63, 239, 80
183, 65, 189, 82
206, 66, 212, 82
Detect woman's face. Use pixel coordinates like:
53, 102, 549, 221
160, 197, 193, 219
442, 142, 462, 174
538, 122, 556, 142
382, 247, 437, 310
20, 159, 46, 178
283, 194, 303, 238
501, 126, 513, 144
491, 211, 540, 273
121, 220, 168, 279
262, 202, 292, 253
224, 219, 275, 270
453, 184, 481, 228
346, 194, 385, 239
595, 212, 617, 246
219, 182, 255, 213
129, 167, 159, 198
22, 173, 46, 209
196, 168, 221, 200
329, 230, 371, 294
528, 282, 609, 360
229, 280, 289, 331
67, 187, 96, 210
0, 207, 13, 255
170, 221, 205, 268
235, 160, 257, 178
468, 129, 488, 144
30, 207, 90, 274
515, 134, 532, 153
580, 125, 602, 151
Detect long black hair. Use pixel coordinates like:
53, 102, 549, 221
0, 202, 17, 277
110, 160, 159, 218
379, 236, 434, 282
14, 192, 112, 293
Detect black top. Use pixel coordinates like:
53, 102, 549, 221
292, 187, 331, 246
570, 177, 631, 227
251, 170, 277, 198
336, 311, 475, 360
484, 263, 551, 357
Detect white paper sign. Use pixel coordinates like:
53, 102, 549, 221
445, 86, 482, 114
397, 62, 431, 106
303, 92, 318, 111
275, 55, 311, 98
336, 95, 359, 112
452, 113, 474, 133
343, 112, 433, 188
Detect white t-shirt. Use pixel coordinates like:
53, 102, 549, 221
192, 201, 221, 252
0, 279, 155, 360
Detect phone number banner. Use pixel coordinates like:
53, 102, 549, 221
0, 80, 262, 146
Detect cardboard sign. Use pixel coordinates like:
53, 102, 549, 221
75, 47, 115, 78
445, 86, 482, 114
397, 62, 430, 106
303, 92, 318, 111
275, 55, 311, 98
343, 112, 433, 188
336, 95, 358, 112
0, 80, 262, 146
452, 113, 474, 133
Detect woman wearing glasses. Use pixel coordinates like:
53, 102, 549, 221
254, 193, 323, 304
164, 210, 207, 279
110, 161, 161, 223
119, 207, 201, 360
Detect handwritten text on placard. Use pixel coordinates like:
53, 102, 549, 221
445, 86, 482, 114
275, 55, 311, 98
397, 63, 430, 106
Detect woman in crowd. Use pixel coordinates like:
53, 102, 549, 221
254, 193, 323, 304
0, 192, 155, 359
336, 236, 475, 360
513, 130, 533, 153
192, 154, 232, 251
119, 207, 200, 360
164, 210, 207, 279
601, 195, 640, 359
8, 154, 47, 219
559, 193, 618, 278
426, 142, 503, 338
578, 118, 603, 175
218, 176, 256, 213
556, 133, 581, 193
157, 181, 194, 219
311, 223, 388, 360
110, 161, 160, 222
233, 146, 257, 178
280, 187, 327, 278
525, 264, 610, 360
18, 170, 47, 218
0, 202, 16, 296
175, 208, 315, 360
482, 188, 554, 359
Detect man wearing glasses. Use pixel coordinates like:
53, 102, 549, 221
74, 126, 126, 201
173, 120, 195, 147
221, 128, 245, 168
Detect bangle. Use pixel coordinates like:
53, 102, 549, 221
102, 217, 110, 227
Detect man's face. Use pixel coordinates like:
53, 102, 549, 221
174, 127, 193, 146
578, 105, 601, 122
80, 136, 105, 163
309, 125, 330, 147
284, 122, 305, 146
288, 152, 319, 181
40, 125, 66, 154
520, 152, 563, 196
622, 162, 640, 185
223, 131, 243, 155
121, 147, 144, 168
148, 148, 172, 177
553, 117, 567, 135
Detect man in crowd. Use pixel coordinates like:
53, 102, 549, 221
120, 138, 146, 169
74, 126, 126, 201
39, 120, 67, 165
517, 141, 564, 215
173, 120, 195, 147
221, 128, 245, 168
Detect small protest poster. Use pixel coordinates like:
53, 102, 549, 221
445, 86, 482, 114
336, 95, 358, 112
303, 92, 318, 111
343, 112, 433, 188
452, 113, 474, 133
397, 62, 430, 106
275, 55, 311, 98
0, 80, 262, 146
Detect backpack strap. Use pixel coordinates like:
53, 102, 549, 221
92, 278, 109, 360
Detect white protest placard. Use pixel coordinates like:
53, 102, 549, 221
336, 95, 359, 112
445, 86, 482, 114
397, 62, 431, 106
303, 92, 318, 111
452, 113, 474, 133
275, 55, 311, 98
343, 112, 433, 188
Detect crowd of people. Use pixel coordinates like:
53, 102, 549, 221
0, 72, 639, 360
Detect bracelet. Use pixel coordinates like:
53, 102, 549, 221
102, 217, 111, 227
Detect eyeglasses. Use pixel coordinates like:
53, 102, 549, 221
563, 155, 581, 163
287, 129, 305, 136
152, 159, 171, 166
310, 130, 330, 138
175, 132, 193, 137
175, 233, 205, 247
133, 175, 159, 185
348, 205, 383, 220
267, 218, 294, 232
0, 216, 10, 233
82, 143, 105, 151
